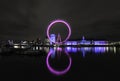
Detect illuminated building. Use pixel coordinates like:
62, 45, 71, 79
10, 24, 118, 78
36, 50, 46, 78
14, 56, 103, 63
50, 34, 56, 45
79, 36, 91, 45
93, 41, 108, 45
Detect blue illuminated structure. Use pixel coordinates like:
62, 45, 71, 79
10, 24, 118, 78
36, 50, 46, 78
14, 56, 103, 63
50, 34, 56, 45
64, 36, 91, 45
79, 36, 91, 45
64, 36, 108, 46
93, 41, 108, 45
72, 41, 77, 45
64, 41, 71, 45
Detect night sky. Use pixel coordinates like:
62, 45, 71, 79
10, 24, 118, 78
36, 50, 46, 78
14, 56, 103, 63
0, 0, 120, 41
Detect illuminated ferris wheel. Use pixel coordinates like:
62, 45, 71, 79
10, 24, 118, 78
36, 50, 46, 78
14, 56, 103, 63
47, 19, 71, 44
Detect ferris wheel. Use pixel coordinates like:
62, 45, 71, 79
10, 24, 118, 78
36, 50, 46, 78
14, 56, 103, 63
47, 19, 71, 44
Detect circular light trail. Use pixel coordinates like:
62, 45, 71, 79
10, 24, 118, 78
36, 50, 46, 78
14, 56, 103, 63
46, 50, 72, 76
47, 19, 71, 44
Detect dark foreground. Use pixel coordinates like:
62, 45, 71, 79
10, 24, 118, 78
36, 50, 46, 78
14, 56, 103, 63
0, 47, 120, 81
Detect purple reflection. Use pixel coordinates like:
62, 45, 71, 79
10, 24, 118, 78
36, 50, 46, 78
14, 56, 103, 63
72, 47, 77, 53
81, 47, 91, 51
65, 47, 107, 54
65, 47, 107, 57
80, 48, 86, 58
65, 47, 72, 52
46, 50, 72, 76
66, 47, 91, 53
56, 47, 62, 51
80, 47, 91, 58
50, 48, 55, 58
65, 47, 77, 53
82, 51, 85, 58
93, 47, 106, 53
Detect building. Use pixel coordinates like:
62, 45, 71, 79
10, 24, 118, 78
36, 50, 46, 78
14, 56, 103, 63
79, 36, 91, 45
50, 34, 56, 45
64, 36, 108, 45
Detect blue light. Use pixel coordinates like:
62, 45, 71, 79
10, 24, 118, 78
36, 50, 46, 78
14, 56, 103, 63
65, 41, 71, 45
65, 47, 77, 53
65, 47, 72, 52
93, 47, 106, 53
93, 41, 108, 45
72, 47, 77, 53
50, 34, 56, 45
72, 41, 77, 45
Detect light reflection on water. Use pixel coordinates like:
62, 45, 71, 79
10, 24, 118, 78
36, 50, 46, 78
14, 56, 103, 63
46, 47, 72, 76
45, 46, 119, 76
65, 47, 118, 55
65, 47, 117, 54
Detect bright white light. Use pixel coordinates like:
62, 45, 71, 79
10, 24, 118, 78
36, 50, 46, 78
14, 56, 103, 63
21, 46, 25, 49
14, 46, 19, 48
106, 47, 109, 52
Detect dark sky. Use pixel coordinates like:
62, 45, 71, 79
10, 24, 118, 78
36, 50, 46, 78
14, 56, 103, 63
0, 0, 120, 41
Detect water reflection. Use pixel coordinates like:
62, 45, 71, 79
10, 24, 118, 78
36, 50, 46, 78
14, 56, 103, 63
65, 46, 119, 56
69, 47, 118, 53
33, 46, 119, 55
45, 46, 119, 75
66, 47, 107, 53
92, 47, 106, 53
46, 47, 72, 76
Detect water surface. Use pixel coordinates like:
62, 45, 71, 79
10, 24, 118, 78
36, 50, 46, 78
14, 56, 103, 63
0, 46, 120, 81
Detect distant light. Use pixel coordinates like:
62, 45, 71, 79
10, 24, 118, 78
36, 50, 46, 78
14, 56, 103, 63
39, 47, 42, 50
72, 41, 77, 45
93, 47, 106, 53
106, 47, 109, 52
72, 47, 77, 52
14, 46, 19, 48
56, 47, 62, 51
113, 47, 116, 54
65, 47, 77, 53
21, 46, 25, 48
65, 47, 71, 52
36, 47, 38, 50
